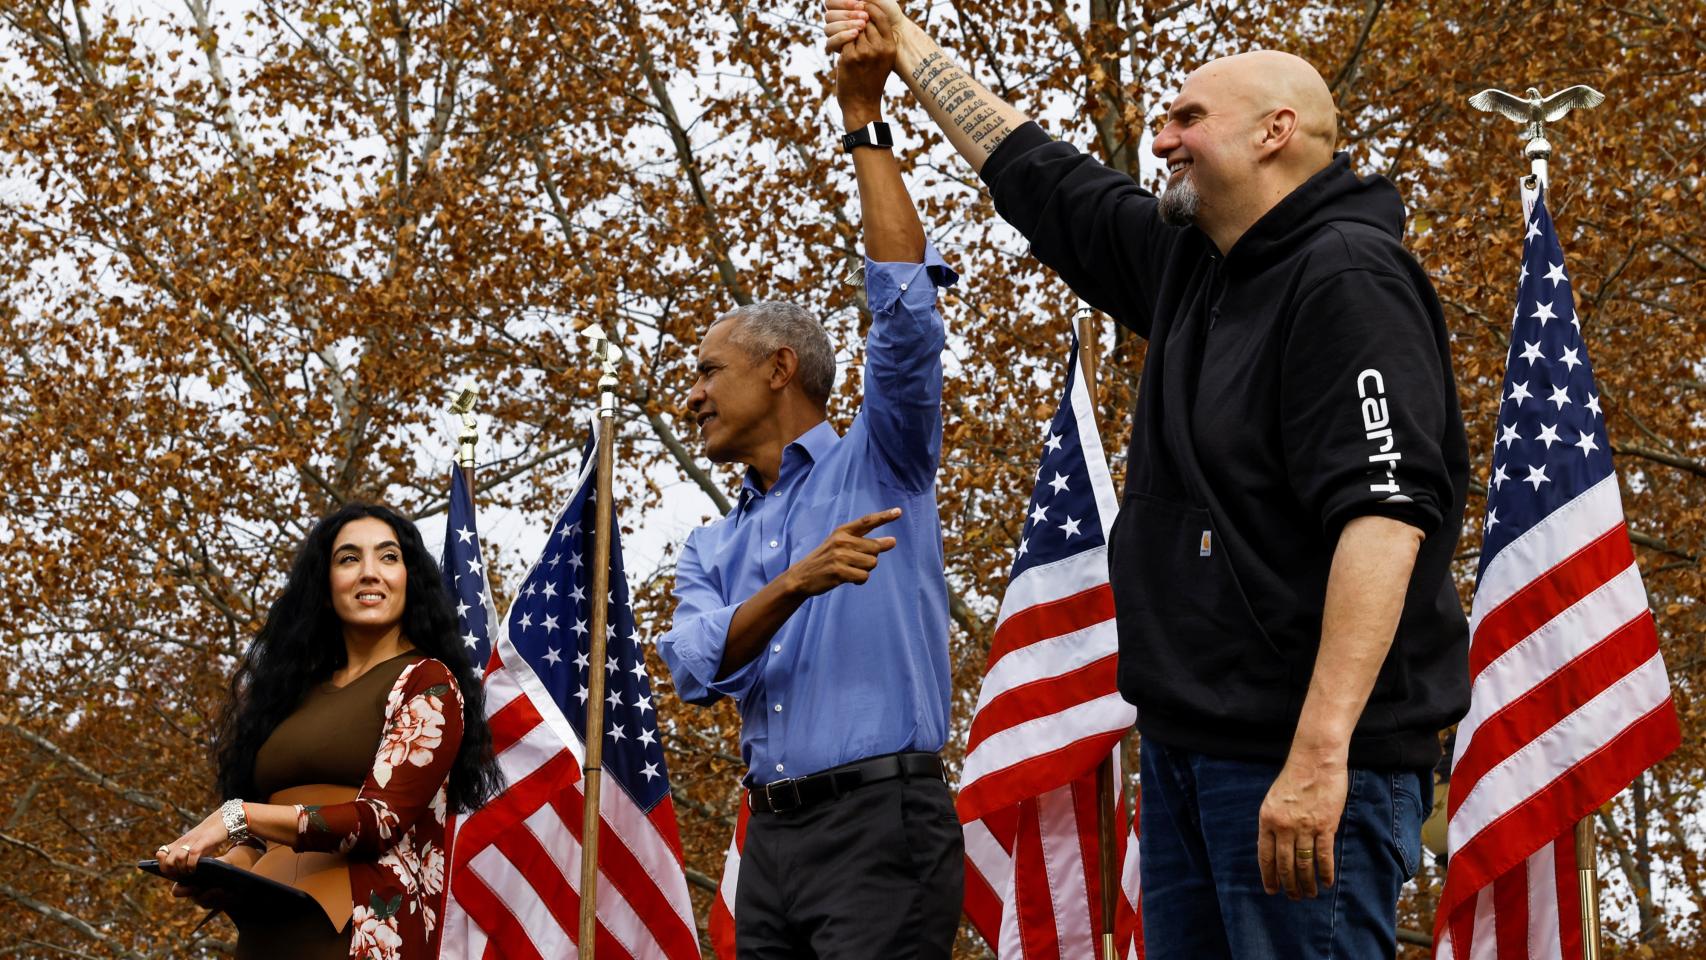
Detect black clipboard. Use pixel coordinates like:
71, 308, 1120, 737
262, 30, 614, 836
138, 857, 330, 931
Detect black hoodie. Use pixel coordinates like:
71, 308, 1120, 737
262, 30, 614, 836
982, 123, 1469, 769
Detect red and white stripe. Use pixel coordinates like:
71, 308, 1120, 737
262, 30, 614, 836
963, 748, 1143, 959
1433, 476, 1679, 959
439, 633, 699, 960
708, 802, 748, 960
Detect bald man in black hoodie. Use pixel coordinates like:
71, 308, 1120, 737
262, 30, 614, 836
824, 4, 1469, 959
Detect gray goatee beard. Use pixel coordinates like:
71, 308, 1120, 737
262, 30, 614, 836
1158, 174, 1200, 227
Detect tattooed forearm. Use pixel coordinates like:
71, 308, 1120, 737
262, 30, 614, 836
910, 51, 1013, 153
895, 31, 1029, 171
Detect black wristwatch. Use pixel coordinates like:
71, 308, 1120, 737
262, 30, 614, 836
842, 121, 895, 154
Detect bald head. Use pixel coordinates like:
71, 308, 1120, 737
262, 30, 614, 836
1185, 51, 1338, 167
1153, 50, 1340, 250
1187, 50, 1330, 166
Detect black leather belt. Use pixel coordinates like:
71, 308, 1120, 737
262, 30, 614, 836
747, 752, 945, 814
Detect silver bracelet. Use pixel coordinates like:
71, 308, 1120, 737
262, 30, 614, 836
219, 798, 251, 845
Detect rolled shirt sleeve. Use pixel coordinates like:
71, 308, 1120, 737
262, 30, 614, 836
657, 527, 766, 706
859, 242, 957, 492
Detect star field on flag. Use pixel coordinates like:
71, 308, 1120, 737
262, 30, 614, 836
441, 466, 498, 670
502, 437, 671, 810
1010, 346, 1108, 582
1477, 194, 1614, 566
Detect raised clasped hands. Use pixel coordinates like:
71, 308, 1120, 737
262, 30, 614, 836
828, 0, 900, 118
785, 508, 902, 597
824, 0, 910, 55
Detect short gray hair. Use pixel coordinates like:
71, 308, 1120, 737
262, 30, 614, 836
712, 301, 837, 405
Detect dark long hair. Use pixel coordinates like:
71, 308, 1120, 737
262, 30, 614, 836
213, 503, 502, 813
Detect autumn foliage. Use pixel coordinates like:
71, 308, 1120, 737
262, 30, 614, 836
0, 0, 1700, 957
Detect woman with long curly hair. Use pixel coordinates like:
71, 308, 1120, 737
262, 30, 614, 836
154, 503, 502, 959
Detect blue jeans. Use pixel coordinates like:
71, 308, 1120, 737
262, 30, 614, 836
1139, 736, 1429, 959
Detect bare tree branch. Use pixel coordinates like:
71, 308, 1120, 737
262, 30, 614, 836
0, 724, 196, 826
622, 1, 752, 306
1330, 0, 1386, 96
0, 831, 105, 878
1614, 442, 1706, 480
0, 883, 149, 959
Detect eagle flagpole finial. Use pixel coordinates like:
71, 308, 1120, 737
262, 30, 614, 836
1467, 84, 1606, 188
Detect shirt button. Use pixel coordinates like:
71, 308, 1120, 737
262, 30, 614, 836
769, 539, 779, 548
772, 644, 781, 653
899, 282, 909, 291
773, 491, 782, 498
775, 763, 785, 772
774, 703, 783, 713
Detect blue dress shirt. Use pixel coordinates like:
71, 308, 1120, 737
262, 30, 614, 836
658, 245, 958, 785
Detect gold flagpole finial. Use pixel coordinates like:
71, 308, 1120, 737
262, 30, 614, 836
449, 386, 480, 469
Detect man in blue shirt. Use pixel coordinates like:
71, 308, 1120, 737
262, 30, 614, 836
656, 12, 962, 960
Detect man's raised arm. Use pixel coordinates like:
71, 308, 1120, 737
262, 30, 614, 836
836, 1, 926, 262
836, 5, 957, 492
825, 0, 1028, 174
824, 0, 1174, 336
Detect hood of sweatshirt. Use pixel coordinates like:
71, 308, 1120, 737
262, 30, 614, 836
1224, 152, 1407, 269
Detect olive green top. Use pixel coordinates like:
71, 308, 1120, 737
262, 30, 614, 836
253, 650, 423, 800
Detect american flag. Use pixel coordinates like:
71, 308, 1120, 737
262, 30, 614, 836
960, 335, 1141, 958
440, 465, 500, 672
436, 460, 500, 957
963, 760, 1143, 960
439, 424, 699, 960
1431, 186, 1679, 960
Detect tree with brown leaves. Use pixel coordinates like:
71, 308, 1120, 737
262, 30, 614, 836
1, 1, 1699, 957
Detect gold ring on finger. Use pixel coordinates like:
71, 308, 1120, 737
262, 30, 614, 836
1296, 848, 1314, 860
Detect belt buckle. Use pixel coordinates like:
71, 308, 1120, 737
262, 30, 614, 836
764, 776, 801, 812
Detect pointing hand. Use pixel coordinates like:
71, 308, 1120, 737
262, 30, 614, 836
785, 508, 902, 597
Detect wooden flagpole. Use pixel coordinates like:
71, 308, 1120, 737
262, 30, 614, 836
1576, 817, 1601, 960
578, 328, 623, 959
1076, 307, 1122, 960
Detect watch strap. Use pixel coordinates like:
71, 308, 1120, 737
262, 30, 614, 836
841, 120, 895, 154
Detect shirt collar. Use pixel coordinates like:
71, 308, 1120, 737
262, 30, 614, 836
738, 420, 839, 508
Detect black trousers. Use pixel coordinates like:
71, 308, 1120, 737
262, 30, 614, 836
735, 773, 964, 959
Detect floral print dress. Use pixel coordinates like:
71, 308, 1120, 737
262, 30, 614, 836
290, 658, 464, 960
